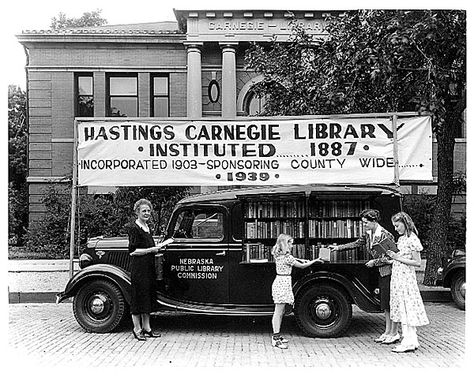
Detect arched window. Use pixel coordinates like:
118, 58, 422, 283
244, 90, 267, 116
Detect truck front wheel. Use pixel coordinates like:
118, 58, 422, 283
73, 279, 127, 333
294, 284, 352, 338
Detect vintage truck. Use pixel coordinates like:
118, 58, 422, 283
57, 184, 402, 337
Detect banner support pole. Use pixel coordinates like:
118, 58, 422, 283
68, 120, 79, 279
392, 114, 400, 186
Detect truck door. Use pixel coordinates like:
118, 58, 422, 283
163, 205, 229, 304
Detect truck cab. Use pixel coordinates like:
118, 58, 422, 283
58, 184, 401, 337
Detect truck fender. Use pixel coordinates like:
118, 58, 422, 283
293, 271, 380, 313
57, 264, 131, 304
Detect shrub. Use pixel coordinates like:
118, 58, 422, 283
25, 186, 71, 257
8, 183, 28, 245
25, 184, 190, 258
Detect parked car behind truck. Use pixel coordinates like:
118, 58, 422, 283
436, 249, 466, 310
57, 184, 402, 337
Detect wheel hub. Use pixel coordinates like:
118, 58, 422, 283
460, 282, 466, 298
313, 299, 332, 320
89, 293, 109, 316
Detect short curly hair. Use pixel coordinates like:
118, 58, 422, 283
360, 209, 380, 222
133, 198, 153, 214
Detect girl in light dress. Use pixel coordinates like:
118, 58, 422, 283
271, 234, 322, 349
386, 212, 429, 353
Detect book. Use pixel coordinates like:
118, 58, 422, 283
157, 237, 174, 248
372, 236, 398, 258
318, 247, 331, 262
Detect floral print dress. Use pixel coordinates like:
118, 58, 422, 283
272, 254, 296, 305
390, 233, 429, 326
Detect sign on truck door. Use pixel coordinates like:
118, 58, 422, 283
163, 205, 229, 304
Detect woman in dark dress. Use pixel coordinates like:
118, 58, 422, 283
128, 198, 163, 341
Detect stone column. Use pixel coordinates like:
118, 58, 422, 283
220, 43, 238, 118
185, 43, 203, 118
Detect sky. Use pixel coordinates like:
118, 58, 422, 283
1, 0, 471, 89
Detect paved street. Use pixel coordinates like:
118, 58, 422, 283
8, 302, 465, 368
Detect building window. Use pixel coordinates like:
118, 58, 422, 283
107, 75, 138, 117
244, 90, 267, 116
208, 79, 220, 103
76, 74, 94, 117
152, 75, 169, 117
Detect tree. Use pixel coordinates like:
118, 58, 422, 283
50, 9, 107, 29
245, 10, 466, 284
8, 85, 28, 244
9, 85, 27, 187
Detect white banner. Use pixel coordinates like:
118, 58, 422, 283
77, 116, 432, 186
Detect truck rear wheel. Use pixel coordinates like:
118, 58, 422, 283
294, 284, 352, 338
73, 279, 127, 333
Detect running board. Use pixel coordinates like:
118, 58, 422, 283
155, 295, 274, 316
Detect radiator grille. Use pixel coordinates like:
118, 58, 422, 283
104, 250, 131, 271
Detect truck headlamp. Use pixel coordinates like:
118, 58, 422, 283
79, 253, 93, 269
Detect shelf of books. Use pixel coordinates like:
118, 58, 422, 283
308, 198, 370, 263
242, 196, 371, 264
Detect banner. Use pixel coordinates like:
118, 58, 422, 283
77, 116, 432, 186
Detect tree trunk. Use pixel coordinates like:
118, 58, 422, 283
423, 116, 456, 285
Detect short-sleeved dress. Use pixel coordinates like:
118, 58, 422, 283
272, 254, 296, 305
390, 233, 429, 326
127, 222, 157, 315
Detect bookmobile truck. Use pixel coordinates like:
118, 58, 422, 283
57, 114, 433, 338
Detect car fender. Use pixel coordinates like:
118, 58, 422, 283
56, 264, 131, 303
293, 271, 381, 313
443, 262, 466, 288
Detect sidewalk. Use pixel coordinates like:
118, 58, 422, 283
8, 259, 451, 304
8, 259, 79, 304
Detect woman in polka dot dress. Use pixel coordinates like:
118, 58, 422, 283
271, 234, 323, 349
386, 212, 429, 353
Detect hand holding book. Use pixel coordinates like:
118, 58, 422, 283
372, 236, 398, 258
155, 237, 174, 250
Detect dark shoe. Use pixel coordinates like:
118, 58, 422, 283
272, 337, 288, 349
132, 329, 146, 341
142, 329, 161, 338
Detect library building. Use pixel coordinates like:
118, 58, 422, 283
17, 8, 466, 226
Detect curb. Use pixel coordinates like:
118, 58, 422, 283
9, 292, 72, 304
420, 290, 452, 302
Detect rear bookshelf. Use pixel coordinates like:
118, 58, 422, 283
307, 197, 370, 263
241, 193, 371, 263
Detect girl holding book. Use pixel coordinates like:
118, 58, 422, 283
386, 212, 429, 353
271, 234, 322, 349
329, 209, 399, 344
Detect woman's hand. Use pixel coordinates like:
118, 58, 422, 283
150, 246, 164, 253
328, 245, 339, 252
365, 259, 376, 268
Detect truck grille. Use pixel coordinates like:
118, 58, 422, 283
104, 250, 131, 271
